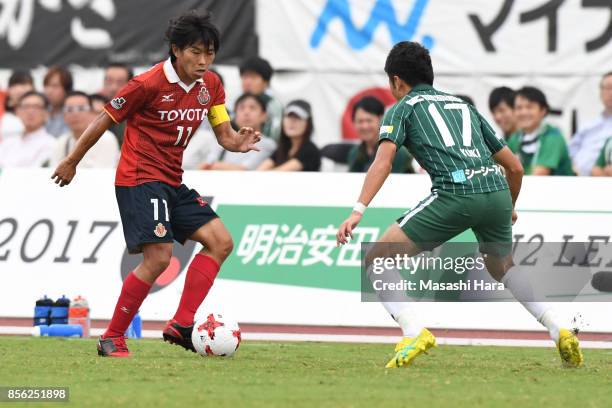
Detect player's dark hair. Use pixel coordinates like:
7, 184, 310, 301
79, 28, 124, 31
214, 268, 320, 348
18, 91, 49, 110
234, 92, 267, 112
8, 70, 33, 87
43, 66, 73, 92
106, 62, 134, 81
516, 86, 549, 112
239, 57, 273, 83
352, 96, 385, 121
65, 91, 93, 109
489, 87, 516, 112
275, 100, 314, 165
165, 10, 220, 63
384, 41, 434, 87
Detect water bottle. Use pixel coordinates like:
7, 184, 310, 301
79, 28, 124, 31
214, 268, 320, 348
34, 296, 54, 326
50, 295, 70, 325
125, 312, 142, 339
32, 324, 83, 337
68, 296, 90, 338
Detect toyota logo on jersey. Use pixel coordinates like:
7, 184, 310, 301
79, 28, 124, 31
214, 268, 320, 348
197, 85, 211, 105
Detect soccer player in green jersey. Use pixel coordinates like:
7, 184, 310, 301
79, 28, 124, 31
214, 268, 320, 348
336, 41, 583, 368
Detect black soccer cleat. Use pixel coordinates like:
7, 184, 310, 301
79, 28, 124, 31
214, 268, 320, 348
97, 335, 130, 357
162, 319, 196, 352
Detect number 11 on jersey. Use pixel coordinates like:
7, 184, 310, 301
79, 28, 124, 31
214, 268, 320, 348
174, 126, 193, 147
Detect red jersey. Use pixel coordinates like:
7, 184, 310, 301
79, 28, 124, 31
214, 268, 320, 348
104, 59, 228, 187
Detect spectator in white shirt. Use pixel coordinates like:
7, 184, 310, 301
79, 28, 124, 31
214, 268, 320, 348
569, 71, 612, 176
0, 71, 34, 141
0, 91, 55, 168
49, 92, 119, 168
200, 93, 276, 170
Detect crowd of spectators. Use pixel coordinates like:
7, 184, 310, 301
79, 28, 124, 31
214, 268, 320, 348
0, 58, 610, 178
0, 64, 127, 169
487, 72, 612, 177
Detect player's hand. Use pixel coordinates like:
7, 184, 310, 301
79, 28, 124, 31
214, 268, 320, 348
51, 158, 77, 187
511, 209, 518, 225
237, 127, 262, 153
336, 212, 362, 246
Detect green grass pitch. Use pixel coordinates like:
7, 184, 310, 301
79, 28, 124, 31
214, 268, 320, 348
0, 337, 611, 407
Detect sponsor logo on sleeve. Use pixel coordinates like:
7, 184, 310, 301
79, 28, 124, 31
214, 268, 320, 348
111, 97, 126, 110
379, 125, 394, 135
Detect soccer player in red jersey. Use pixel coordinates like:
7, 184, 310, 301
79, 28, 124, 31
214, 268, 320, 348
51, 11, 261, 357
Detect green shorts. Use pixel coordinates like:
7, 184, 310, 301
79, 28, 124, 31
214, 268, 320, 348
396, 189, 512, 256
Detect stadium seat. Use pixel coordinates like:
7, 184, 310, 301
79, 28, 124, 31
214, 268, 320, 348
321, 142, 357, 164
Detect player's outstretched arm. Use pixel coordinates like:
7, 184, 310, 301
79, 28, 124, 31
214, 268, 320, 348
212, 121, 261, 153
51, 111, 114, 187
492, 146, 524, 224
336, 141, 396, 245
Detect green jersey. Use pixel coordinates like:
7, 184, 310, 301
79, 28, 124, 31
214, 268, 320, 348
507, 123, 574, 176
379, 84, 508, 194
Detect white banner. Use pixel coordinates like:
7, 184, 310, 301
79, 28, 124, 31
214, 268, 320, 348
256, 0, 611, 145
259, 0, 612, 74
1, 169, 611, 332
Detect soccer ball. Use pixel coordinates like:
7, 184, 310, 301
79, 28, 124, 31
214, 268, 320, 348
191, 313, 241, 357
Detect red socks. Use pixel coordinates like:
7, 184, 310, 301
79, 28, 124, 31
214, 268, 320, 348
103, 272, 151, 338
173, 254, 220, 326
103, 254, 220, 337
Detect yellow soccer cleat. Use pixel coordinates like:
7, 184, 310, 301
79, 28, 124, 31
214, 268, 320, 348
386, 328, 436, 368
557, 328, 584, 368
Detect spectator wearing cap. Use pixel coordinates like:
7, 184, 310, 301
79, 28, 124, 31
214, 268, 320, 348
489, 86, 518, 140
49, 91, 119, 168
239, 56, 283, 141
200, 93, 276, 170
347, 96, 413, 173
569, 71, 612, 176
0, 71, 34, 141
258, 100, 321, 171
43, 66, 72, 137
591, 136, 612, 176
507, 86, 574, 176
0, 91, 55, 168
